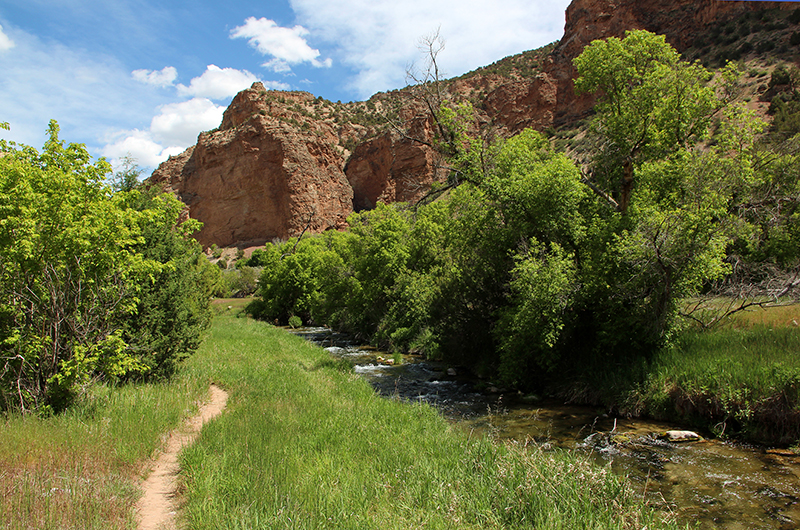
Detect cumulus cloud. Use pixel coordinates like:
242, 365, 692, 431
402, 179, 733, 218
101, 129, 176, 169
102, 97, 225, 169
289, 0, 570, 98
150, 98, 225, 146
176, 64, 260, 99
0, 25, 14, 52
231, 17, 332, 72
132, 66, 178, 87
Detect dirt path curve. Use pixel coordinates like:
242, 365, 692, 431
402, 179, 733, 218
136, 384, 229, 530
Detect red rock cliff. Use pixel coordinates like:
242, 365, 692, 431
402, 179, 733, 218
151, 0, 798, 248
150, 85, 354, 248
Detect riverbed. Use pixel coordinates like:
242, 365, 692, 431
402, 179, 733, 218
293, 327, 800, 529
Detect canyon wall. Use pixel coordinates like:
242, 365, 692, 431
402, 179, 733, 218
150, 0, 796, 248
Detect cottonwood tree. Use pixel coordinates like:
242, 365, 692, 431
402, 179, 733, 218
574, 30, 720, 213
575, 30, 800, 336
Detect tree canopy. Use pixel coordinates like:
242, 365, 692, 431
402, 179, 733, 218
247, 30, 800, 390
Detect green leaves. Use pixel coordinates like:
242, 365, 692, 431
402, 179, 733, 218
574, 30, 719, 210
495, 241, 577, 381
0, 123, 211, 412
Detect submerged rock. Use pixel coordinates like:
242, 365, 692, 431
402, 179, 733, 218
658, 430, 704, 443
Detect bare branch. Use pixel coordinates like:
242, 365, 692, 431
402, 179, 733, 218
580, 169, 620, 211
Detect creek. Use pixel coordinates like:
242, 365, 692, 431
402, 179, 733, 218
293, 327, 800, 530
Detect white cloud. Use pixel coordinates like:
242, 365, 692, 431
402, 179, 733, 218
263, 58, 292, 74
231, 17, 332, 71
102, 97, 225, 169
289, 0, 571, 98
0, 24, 14, 51
176, 64, 260, 99
132, 66, 177, 87
262, 79, 293, 91
101, 129, 175, 169
150, 98, 224, 146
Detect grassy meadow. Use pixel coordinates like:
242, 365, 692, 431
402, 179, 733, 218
0, 376, 208, 529
1, 304, 683, 529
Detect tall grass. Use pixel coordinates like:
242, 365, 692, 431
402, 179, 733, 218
570, 303, 800, 445
2, 309, 683, 529
177, 314, 681, 529
0, 372, 208, 529
626, 325, 800, 444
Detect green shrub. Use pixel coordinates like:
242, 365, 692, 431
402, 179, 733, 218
0, 123, 212, 411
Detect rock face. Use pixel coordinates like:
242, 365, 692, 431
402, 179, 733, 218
345, 114, 448, 212
544, 0, 793, 123
150, 86, 354, 248
150, 0, 798, 248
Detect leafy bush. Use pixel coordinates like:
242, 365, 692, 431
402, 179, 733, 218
116, 186, 215, 380
0, 122, 212, 412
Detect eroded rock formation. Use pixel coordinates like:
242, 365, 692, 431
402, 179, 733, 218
150, 0, 798, 248
150, 87, 354, 248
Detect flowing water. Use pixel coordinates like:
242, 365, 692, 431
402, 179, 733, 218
294, 327, 800, 529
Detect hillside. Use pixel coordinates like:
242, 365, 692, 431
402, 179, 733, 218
149, 0, 800, 248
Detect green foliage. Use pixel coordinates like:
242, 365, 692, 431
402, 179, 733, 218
0, 122, 211, 412
250, 31, 800, 391
574, 30, 718, 206
494, 241, 577, 380
109, 155, 142, 192
115, 186, 214, 380
214, 265, 260, 298
768, 84, 800, 138
248, 237, 331, 324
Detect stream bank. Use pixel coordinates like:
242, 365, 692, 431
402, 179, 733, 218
294, 326, 800, 530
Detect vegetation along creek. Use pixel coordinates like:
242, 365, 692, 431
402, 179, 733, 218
4, 2, 800, 528
295, 326, 800, 530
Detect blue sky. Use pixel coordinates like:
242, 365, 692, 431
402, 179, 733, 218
0, 0, 571, 173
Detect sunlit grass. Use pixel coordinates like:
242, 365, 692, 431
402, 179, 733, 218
628, 324, 800, 443
2, 310, 684, 529
0, 370, 208, 529
585, 302, 800, 444
178, 314, 681, 529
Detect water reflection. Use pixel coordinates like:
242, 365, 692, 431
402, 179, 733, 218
294, 327, 800, 529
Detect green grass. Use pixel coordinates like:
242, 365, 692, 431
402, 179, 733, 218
625, 325, 800, 444
1, 312, 683, 529
177, 314, 681, 529
571, 304, 800, 445
0, 377, 208, 529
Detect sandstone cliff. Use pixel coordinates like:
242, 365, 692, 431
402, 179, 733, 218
151, 0, 799, 248
150, 87, 356, 247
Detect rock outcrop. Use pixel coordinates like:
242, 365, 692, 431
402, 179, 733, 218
150, 86, 354, 248
150, 0, 799, 248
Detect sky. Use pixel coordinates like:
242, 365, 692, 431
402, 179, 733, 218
0, 0, 571, 174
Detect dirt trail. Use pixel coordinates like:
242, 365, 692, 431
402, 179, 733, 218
136, 384, 229, 530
